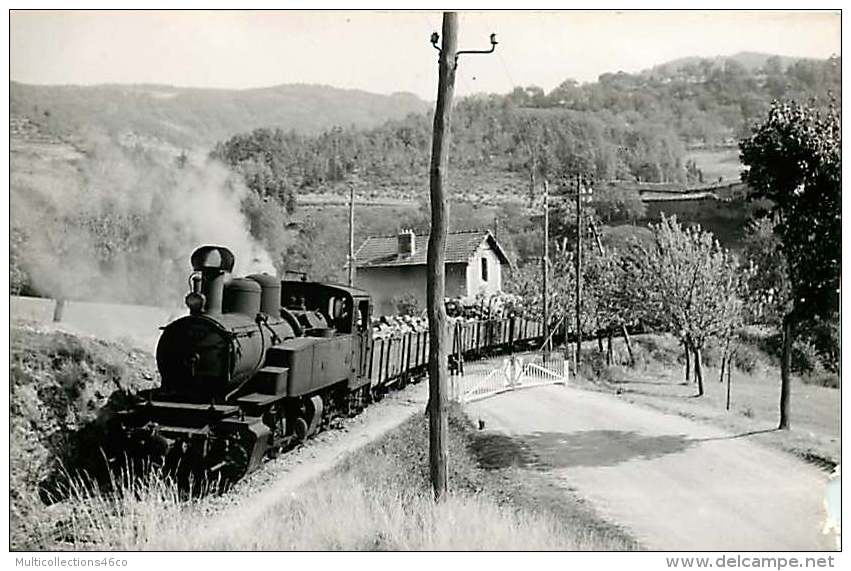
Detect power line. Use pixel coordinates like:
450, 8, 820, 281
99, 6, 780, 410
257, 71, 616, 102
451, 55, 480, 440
497, 49, 518, 92
482, 13, 519, 93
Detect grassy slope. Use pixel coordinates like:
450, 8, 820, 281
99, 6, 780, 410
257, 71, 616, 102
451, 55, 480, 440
576, 333, 840, 468
10, 323, 158, 550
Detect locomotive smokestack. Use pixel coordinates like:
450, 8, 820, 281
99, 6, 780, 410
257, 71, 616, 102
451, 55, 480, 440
189, 245, 235, 314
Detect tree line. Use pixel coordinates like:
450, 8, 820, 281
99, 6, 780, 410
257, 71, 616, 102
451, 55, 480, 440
507, 55, 840, 145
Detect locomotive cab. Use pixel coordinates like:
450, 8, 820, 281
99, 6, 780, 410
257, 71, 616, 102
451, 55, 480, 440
279, 281, 374, 391
281, 281, 371, 337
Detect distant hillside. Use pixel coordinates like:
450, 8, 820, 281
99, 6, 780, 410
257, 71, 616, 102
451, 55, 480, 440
508, 52, 838, 147
649, 51, 812, 75
9, 82, 430, 149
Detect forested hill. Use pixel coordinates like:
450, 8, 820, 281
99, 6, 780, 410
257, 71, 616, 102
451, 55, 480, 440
9, 82, 429, 148
511, 53, 839, 144
213, 53, 840, 208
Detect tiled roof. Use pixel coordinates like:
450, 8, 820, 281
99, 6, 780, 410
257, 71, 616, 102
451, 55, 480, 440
354, 230, 510, 269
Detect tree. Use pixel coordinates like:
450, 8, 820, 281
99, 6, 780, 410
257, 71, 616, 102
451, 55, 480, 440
739, 100, 840, 429
625, 215, 743, 396
741, 218, 792, 327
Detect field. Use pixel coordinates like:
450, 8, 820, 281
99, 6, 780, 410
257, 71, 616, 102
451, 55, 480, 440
576, 333, 840, 467
685, 148, 743, 183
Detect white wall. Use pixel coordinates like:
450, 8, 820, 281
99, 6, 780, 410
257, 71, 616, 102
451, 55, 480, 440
356, 263, 467, 315
465, 243, 504, 297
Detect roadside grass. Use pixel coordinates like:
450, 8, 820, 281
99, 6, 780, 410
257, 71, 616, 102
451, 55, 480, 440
39, 406, 636, 551
576, 333, 840, 467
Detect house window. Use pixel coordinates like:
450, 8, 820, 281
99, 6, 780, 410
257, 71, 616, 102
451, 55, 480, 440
481, 258, 488, 282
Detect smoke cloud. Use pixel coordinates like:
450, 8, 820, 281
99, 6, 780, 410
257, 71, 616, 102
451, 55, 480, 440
12, 135, 276, 307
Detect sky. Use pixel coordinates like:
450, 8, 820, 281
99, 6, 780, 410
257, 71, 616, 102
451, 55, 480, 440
10, 10, 841, 100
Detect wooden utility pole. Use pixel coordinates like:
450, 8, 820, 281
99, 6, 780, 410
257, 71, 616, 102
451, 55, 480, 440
426, 13, 458, 501
347, 181, 355, 286
542, 179, 550, 352
427, 14, 496, 500
575, 174, 583, 369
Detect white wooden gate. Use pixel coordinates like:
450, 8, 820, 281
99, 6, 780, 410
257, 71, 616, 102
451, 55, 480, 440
450, 351, 568, 404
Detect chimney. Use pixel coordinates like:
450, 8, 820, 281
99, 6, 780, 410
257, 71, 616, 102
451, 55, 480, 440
397, 229, 416, 257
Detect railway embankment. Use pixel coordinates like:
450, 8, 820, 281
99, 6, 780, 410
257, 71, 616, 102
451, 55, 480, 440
10, 323, 159, 549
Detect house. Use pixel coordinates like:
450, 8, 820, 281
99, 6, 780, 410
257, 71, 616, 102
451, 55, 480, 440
354, 229, 511, 315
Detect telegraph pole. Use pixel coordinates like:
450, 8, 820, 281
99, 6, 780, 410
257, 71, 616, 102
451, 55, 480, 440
542, 179, 550, 353
427, 14, 496, 501
347, 180, 355, 286
575, 173, 583, 370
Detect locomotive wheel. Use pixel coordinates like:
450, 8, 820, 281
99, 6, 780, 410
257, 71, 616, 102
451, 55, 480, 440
347, 386, 367, 416
305, 395, 324, 436
293, 417, 309, 442
371, 385, 385, 402
216, 438, 251, 487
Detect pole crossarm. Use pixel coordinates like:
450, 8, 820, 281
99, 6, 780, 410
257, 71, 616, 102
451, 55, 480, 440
431, 32, 498, 67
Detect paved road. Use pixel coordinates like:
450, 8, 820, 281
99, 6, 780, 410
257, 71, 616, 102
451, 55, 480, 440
467, 385, 832, 551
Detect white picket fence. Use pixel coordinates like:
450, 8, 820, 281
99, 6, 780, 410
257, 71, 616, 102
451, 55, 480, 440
450, 351, 568, 404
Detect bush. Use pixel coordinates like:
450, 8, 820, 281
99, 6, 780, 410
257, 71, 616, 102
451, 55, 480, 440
791, 339, 821, 375
801, 371, 840, 389
700, 341, 723, 368
392, 293, 421, 317
731, 344, 761, 374
578, 350, 613, 382
632, 334, 681, 367
739, 323, 838, 375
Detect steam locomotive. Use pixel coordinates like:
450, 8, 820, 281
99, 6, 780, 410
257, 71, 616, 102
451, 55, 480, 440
111, 245, 543, 483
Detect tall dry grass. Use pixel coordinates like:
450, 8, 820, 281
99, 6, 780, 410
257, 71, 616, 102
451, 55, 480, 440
55, 471, 597, 551
45, 411, 626, 551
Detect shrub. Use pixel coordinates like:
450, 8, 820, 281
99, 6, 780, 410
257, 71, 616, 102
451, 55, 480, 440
791, 339, 821, 374
392, 293, 421, 317
632, 334, 681, 367
578, 350, 613, 382
731, 344, 761, 374
801, 371, 840, 389
701, 341, 723, 368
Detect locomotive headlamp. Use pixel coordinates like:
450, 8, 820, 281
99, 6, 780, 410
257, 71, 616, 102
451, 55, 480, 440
185, 291, 206, 315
